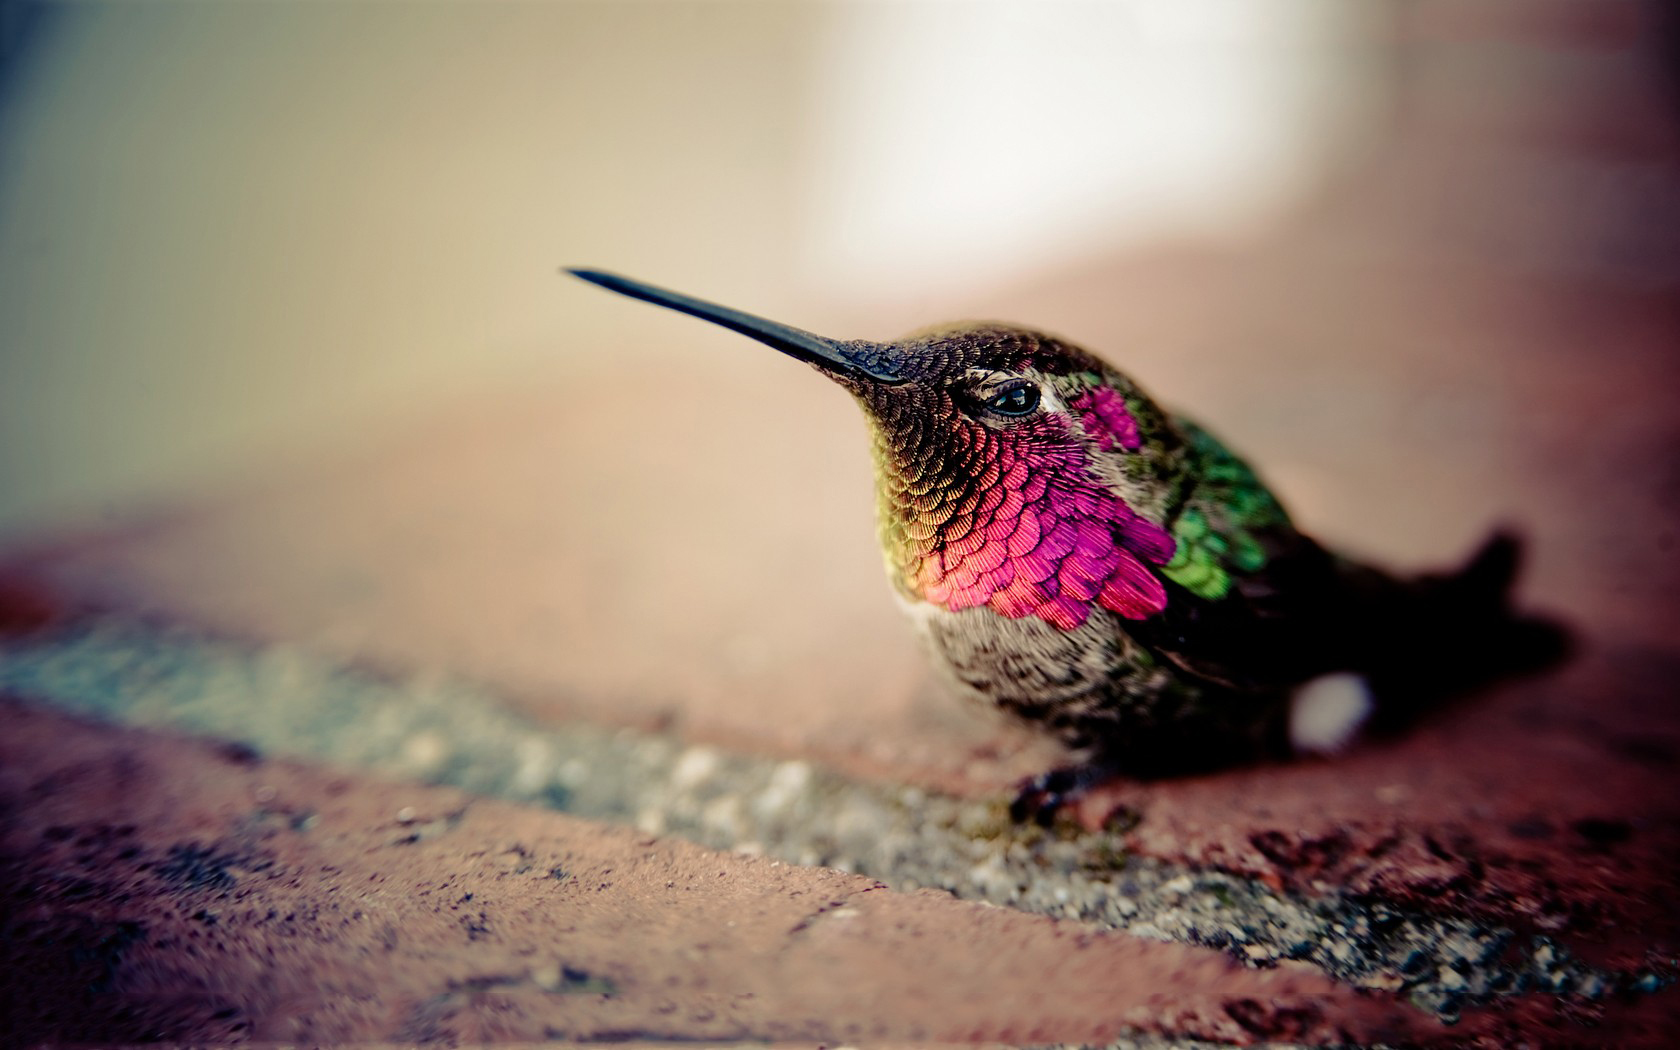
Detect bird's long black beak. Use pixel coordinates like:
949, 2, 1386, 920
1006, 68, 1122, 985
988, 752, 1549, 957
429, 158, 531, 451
567, 269, 906, 385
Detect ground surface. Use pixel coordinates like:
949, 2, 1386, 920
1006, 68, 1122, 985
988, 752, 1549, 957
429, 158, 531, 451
0, 244, 1676, 1044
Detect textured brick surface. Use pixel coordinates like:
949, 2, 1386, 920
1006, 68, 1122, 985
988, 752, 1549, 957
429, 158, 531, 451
3, 251, 1676, 1041
2, 700, 1462, 1047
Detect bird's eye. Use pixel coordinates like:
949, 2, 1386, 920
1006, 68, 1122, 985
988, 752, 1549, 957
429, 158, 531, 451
985, 382, 1041, 416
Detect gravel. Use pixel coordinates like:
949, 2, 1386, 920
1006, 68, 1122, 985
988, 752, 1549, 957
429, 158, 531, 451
0, 616, 1665, 1046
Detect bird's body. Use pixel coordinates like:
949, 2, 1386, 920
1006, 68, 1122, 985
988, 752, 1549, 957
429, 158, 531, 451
571, 271, 1565, 815
860, 325, 1281, 755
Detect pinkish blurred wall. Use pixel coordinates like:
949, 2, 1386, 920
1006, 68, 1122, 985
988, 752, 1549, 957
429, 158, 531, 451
0, 2, 824, 537
0, 0, 1675, 605
0, 2, 1385, 538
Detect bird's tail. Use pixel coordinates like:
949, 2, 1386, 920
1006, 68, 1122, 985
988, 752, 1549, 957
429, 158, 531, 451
1346, 531, 1571, 733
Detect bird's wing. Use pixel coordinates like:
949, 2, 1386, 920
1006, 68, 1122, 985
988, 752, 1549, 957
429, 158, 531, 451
1123, 418, 1352, 694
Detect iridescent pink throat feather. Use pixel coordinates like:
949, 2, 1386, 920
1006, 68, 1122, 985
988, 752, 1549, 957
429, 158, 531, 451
883, 390, 1175, 631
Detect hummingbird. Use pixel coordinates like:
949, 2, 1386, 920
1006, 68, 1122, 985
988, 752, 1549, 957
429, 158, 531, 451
568, 269, 1567, 821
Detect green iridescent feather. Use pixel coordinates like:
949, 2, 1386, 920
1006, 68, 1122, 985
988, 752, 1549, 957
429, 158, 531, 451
1162, 421, 1289, 601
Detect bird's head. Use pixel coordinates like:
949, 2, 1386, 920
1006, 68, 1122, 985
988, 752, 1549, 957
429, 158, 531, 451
570, 271, 1182, 631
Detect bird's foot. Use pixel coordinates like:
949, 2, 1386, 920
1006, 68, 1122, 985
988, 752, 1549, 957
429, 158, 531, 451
1008, 763, 1115, 827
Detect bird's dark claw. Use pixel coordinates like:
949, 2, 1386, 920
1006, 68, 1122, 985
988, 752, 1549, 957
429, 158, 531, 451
1009, 765, 1108, 826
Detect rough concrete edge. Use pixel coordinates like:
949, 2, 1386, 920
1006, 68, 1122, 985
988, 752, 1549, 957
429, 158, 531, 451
0, 614, 1671, 1047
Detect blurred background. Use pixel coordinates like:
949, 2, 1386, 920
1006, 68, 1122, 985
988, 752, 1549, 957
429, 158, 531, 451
0, 0, 1394, 537
1, 2, 1676, 740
